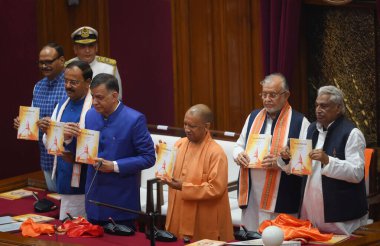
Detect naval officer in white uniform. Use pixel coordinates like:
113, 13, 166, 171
67, 26, 123, 100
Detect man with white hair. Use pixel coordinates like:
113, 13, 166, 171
300, 85, 368, 235
234, 73, 310, 231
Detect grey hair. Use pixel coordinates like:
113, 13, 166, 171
317, 85, 345, 114
260, 73, 289, 91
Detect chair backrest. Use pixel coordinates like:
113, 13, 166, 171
364, 148, 375, 196
140, 133, 181, 189
214, 139, 240, 184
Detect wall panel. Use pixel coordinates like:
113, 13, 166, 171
172, 0, 263, 132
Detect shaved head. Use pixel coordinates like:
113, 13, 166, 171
186, 104, 213, 124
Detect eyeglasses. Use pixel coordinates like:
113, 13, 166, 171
259, 91, 287, 99
38, 56, 60, 66
64, 79, 83, 86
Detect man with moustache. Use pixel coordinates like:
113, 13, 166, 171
66, 26, 123, 100
39, 61, 93, 220
233, 73, 310, 231
299, 86, 367, 234
13, 43, 67, 192
162, 104, 234, 241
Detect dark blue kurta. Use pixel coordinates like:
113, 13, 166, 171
56, 97, 88, 194
84, 103, 155, 222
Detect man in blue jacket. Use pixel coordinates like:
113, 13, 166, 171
84, 73, 155, 228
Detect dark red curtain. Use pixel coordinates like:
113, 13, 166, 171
0, 0, 40, 179
260, 0, 302, 88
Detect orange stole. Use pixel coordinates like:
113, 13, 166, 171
238, 102, 291, 211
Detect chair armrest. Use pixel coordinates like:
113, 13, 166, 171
228, 180, 238, 192
146, 177, 164, 214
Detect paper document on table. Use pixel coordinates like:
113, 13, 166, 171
187, 239, 226, 246
0, 189, 34, 200
13, 214, 54, 223
0, 216, 16, 225
226, 239, 301, 245
0, 222, 22, 232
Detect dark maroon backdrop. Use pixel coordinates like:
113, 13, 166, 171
109, 0, 174, 126
2, 0, 174, 180
1, 1, 40, 179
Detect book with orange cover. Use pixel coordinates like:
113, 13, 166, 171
155, 142, 177, 180
13, 214, 54, 223
289, 139, 312, 175
46, 121, 64, 156
309, 235, 350, 245
17, 106, 39, 141
0, 189, 34, 200
47, 193, 61, 200
75, 128, 99, 164
187, 239, 226, 246
245, 134, 271, 168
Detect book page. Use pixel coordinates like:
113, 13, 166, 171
309, 235, 350, 245
47, 193, 61, 200
17, 106, 39, 141
187, 239, 226, 246
13, 214, 54, 223
0, 216, 16, 225
76, 129, 99, 164
245, 134, 271, 168
289, 139, 312, 175
0, 189, 34, 200
46, 121, 65, 156
155, 142, 177, 180
0, 222, 22, 232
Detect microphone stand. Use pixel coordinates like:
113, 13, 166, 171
89, 200, 156, 246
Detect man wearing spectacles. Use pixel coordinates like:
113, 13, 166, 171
13, 43, 67, 192
66, 26, 123, 100
233, 73, 310, 231
39, 60, 93, 220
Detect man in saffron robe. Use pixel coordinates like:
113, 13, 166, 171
84, 73, 155, 228
162, 104, 234, 241
300, 86, 367, 234
233, 73, 310, 231
39, 60, 93, 220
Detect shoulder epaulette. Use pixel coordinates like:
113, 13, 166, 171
96, 56, 117, 66
64, 57, 77, 67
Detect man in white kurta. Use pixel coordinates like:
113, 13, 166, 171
67, 26, 123, 100
300, 85, 368, 235
234, 73, 309, 231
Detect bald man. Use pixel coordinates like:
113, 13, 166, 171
162, 104, 234, 242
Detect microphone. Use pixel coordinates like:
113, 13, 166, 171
86, 160, 103, 197
32, 192, 39, 201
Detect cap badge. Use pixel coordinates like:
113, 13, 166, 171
80, 28, 90, 38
